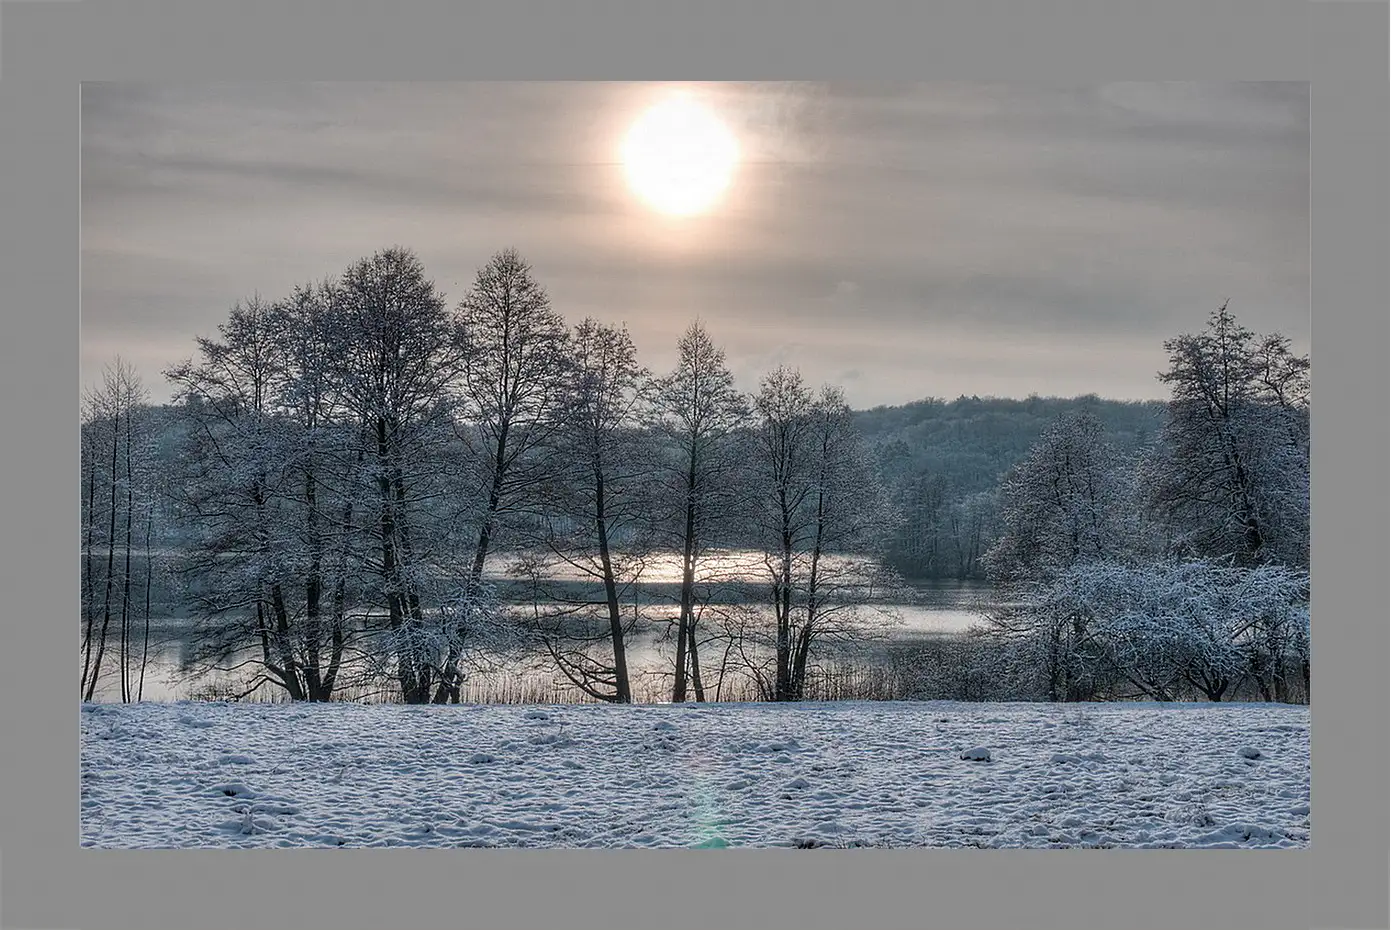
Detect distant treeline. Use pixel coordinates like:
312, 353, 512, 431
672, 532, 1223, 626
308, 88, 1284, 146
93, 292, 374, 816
854, 395, 1165, 580
94, 390, 1161, 583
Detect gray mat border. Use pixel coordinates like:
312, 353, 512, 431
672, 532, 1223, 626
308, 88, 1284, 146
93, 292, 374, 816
1, 1, 1384, 929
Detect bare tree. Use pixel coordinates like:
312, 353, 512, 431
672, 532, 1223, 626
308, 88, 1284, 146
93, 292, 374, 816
523, 319, 652, 703
787, 387, 902, 700
81, 359, 144, 702
136, 447, 158, 701
750, 366, 816, 701
80, 392, 102, 697
649, 321, 749, 702
434, 249, 571, 703
745, 370, 900, 702
117, 376, 148, 701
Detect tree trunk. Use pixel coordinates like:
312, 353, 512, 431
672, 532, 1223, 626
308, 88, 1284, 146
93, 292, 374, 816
81, 449, 98, 696
793, 479, 827, 703
377, 417, 417, 703
434, 422, 511, 704
714, 637, 733, 702
1047, 619, 1061, 703
1192, 669, 1228, 702
1270, 626, 1289, 703
85, 406, 121, 703
687, 619, 705, 702
394, 467, 432, 704
269, 582, 305, 701
1250, 647, 1274, 702
672, 486, 697, 702
303, 462, 325, 700
594, 465, 632, 703
249, 472, 305, 702
790, 622, 814, 701
120, 413, 135, 703
254, 597, 297, 698
774, 485, 795, 702
321, 459, 359, 699
472, 423, 510, 584
1065, 612, 1089, 702
138, 492, 154, 702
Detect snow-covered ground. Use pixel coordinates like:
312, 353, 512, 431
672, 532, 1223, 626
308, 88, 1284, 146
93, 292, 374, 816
80, 700, 1309, 849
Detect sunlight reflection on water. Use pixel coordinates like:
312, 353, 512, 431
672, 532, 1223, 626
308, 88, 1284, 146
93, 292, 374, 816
83, 551, 993, 704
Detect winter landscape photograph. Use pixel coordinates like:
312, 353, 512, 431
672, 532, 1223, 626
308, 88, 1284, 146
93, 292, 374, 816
79, 81, 1310, 850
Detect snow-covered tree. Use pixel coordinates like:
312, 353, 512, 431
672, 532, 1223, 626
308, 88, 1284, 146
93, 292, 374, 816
1030, 559, 1309, 702
166, 250, 487, 705
1146, 303, 1309, 568
332, 247, 469, 704
983, 409, 1143, 585
977, 410, 1145, 701
263, 281, 367, 701
164, 297, 326, 701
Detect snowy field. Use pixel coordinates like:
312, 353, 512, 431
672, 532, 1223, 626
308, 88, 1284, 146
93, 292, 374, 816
80, 700, 1309, 849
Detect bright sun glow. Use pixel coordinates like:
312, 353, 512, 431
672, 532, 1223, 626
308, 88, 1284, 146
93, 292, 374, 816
622, 94, 739, 217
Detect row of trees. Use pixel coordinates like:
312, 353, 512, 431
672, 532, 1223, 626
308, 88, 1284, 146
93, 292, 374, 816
82, 250, 1310, 706
948, 303, 1310, 703
89, 247, 900, 704
80, 361, 160, 703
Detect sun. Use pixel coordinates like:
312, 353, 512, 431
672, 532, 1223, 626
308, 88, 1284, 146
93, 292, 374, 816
622, 93, 739, 217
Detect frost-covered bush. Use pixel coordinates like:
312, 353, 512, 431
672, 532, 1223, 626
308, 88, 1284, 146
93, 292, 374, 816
991, 559, 1309, 702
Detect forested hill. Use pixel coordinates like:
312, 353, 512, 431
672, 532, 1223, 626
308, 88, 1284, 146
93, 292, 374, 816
854, 395, 1167, 581
855, 394, 1165, 491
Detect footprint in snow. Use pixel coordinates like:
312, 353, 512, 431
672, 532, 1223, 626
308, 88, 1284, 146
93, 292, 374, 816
209, 782, 258, 799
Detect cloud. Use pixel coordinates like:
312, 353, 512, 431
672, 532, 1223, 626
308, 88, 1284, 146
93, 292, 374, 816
80, 82, 1309, 407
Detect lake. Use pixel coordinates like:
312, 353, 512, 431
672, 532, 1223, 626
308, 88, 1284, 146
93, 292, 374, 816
82, 551, 994, 704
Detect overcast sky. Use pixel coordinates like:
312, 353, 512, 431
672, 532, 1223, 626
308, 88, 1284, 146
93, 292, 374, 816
81, 81, 1309, 408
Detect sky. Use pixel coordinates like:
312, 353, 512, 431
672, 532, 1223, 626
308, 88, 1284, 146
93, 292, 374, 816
81, 82, 1310, 409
